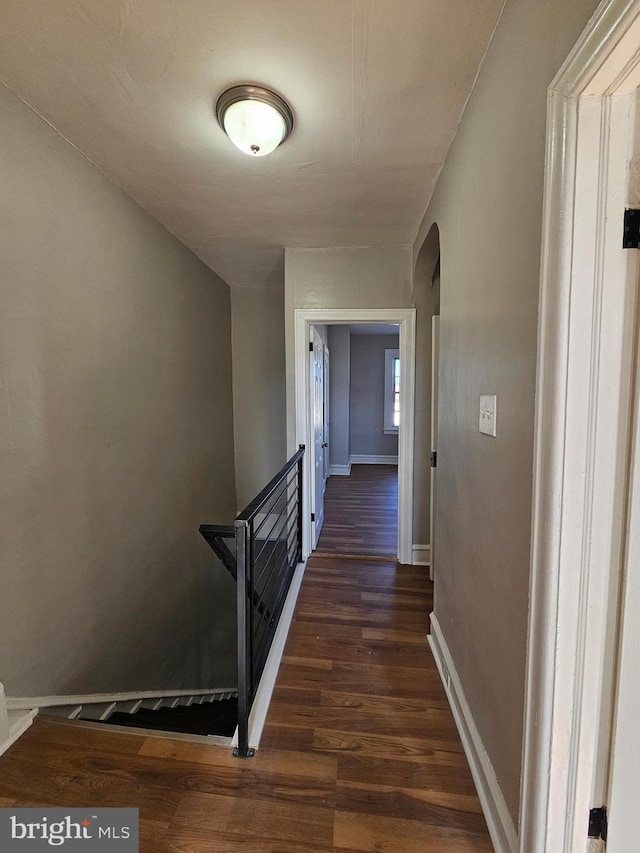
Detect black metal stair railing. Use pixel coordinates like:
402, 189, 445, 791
199, 445, 305, 757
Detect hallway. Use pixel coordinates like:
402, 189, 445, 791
0, 552, 491, 851
316, 465, 398, 559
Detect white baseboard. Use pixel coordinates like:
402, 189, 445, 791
7, 686, 236, 712
329, 463, 352, 476
429, 613, 518, 853
350, 454, 398, 465
412, 544, 431, 566
232, 559, 307, 751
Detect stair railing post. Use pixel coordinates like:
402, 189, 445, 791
296, 445, 304, 564
233, 518, 254, 758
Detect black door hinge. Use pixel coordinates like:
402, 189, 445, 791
311, 512, 315, 522
309, 342, 314, 352
623, 208, 640, 248
588, 806, 608, 842
430, 451, 437, 468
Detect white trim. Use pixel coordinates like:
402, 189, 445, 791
232, 560, 307, 750
329, 463, 352, 476
350, 454, 398, 465
411, 544, 431, 567
7, 686, 237, 712
0, 683, 7, 745
429, 614, 518, 853
522, 2, 640, 850
1, 710, 37, 758
294, 309, 416, 566
383, 347, 400, 433
1, 684, 37, 758
39, 715, 233, 748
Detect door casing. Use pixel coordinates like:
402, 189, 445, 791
310, 326, 326, 548
521, 2, 640, 849
294, 308, 416, 565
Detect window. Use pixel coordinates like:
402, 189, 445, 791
384, 348, 400, 433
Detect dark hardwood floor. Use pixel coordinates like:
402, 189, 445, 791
315, 465, 398, 558
0, 551, 492, 851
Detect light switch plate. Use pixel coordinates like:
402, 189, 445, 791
479, 395, 497, 437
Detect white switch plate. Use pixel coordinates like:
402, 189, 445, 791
479, 395, 497, 436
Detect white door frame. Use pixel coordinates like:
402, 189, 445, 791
310, 325, 326, 548
294, 308, 416, 565
521, 2, 640, 850
429, 315, 439, 583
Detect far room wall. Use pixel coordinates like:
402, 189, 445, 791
349, 333, 399, 459
328, 326, 351, 470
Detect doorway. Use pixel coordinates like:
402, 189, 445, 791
293, 308, 416, 564
314, 323, 401, 559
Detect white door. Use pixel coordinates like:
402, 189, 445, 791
429, 315, 439, 582
323, 346, 330, 484
311, 327, 325, 547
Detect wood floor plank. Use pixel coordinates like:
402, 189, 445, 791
336, 780, 487, 831
138, 739, 337, 783
320, 689, 450, 714
160, 835, 340, 853
140, 818, 170, 851
266, 702, 460, 741
288, 621, 364, 639
337, 753, 481, 797
167, 791, 334, 848
282, 633, 433, 670
311, 727, 465, 759
317, 661, 443, 699
334, 811, 495, 853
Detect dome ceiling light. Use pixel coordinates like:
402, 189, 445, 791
216, 85, 294, 157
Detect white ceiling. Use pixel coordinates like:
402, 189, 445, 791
0, 1, 503, 289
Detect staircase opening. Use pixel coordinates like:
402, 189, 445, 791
38, 449, 306, 749
95, 695, 238, 738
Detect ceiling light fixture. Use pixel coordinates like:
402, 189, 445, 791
216, 85, 294, 157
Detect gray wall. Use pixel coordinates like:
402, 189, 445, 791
414, 0, 600, 826
231, 286, 287, 510
350, 334, 399, 457
0, 84, 238, 697
284, 246, 413, 450
328, 326, 350, 468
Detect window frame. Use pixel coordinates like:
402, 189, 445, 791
383, 348, 400, 434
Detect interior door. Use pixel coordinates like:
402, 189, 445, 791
429, 315, 440, 581
311, 327, 325, 548
323, 346, 330, 484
